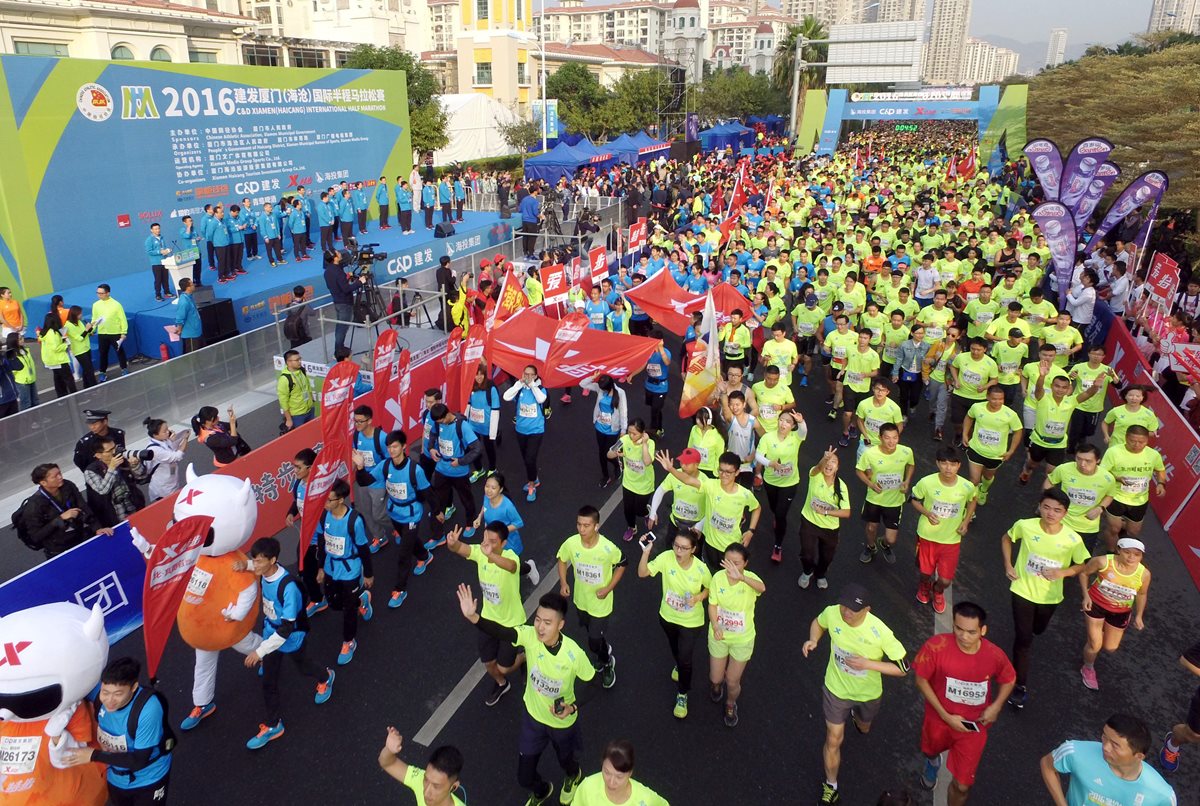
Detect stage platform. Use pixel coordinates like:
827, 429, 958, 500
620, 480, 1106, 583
25, 211, 517, 359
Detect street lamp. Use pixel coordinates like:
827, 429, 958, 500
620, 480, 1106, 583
788, 1, 879, 138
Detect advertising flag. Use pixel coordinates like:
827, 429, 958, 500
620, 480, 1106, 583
488, 267, 529, 330
1030, 202, 1078, 299
679, 291, 719, 418
443, 327, 465, 413
141, 515, 214, 678
1087, 171, 1169, 253
298, 359, 358, 569
1023, 138, 1064, 200
1072, 162, 1122, 228
488, 309, 660, 386
627, 219, 648, 253
588, 246, 609, 284
395, 347, 413, 432
1146, 252, 1181, 308
1059, 137, 1114, 213
455, 324, 487, 412
622, 270, 704, 335
540, 263, 568, 305
372, 329, 400, 432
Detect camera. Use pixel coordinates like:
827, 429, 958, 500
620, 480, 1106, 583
123, 448, 153, 462
343, 238, 388, 273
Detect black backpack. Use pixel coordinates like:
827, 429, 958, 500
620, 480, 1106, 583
11, 494, 40, 550
95, 686, 177, 783
282, 306, 310, 341
271, 570, 311, 634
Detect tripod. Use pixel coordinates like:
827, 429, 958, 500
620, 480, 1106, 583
539, 204, 564, 255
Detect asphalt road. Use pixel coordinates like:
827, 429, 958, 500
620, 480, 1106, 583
6, 342, 1198, 805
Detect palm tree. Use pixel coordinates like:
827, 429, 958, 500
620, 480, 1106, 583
772, 15, 828, 94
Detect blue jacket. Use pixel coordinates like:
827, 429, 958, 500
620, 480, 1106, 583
438, 182, 452, 203
317, 200, 335, 227
519, 194, 541, 223
242, 208, 257, 231
177, 224, 199, 248
396, 187, 413, 211
145, 234, 167, 267
353, 189, 369, 212
174, 292, 202, 338
209, 217, 231, 247
226, 214, 246, 244
454, 179, 466, 201
288, 209, 307, 234
257, 210, 281, 239
421, 185, 436, 208
338, 196, 355, 219
297, 193, 315, 216
374, 184, 389, 205
200, 213, 216, 241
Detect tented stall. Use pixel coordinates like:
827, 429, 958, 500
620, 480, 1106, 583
523, 141, 590, 182
432, 93, 523, 164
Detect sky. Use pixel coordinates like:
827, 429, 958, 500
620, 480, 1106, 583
968, 0, 1151, 46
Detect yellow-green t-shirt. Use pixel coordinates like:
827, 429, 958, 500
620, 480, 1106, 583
816, 604, 906, 702
855, 397, 903, 446
856, 444, 914, 508
1100, 444, 1165, 506
619, 434, 656, 494
1021, 362, 1068, 415
843, 347, 881, 393
1043, 326, 1083, 366
986, 315, 1032, 344
1007, 518, 1089, 605
916, 305, 955, 343
556, 534, 624, 618
881, 324, 909, 364
403, 765, 467, 806
966, 401, 1023, 460
1031, 391, 1081, 448
792, 305, 824, 339
824, 329, 858, 369
761, 338, 799, 373
700, 477, 757, 552
860, 311, 887, 346
911, 473, 977, 544
1102, 405, 1159, 444
1021, 299, 1058, 337
647, 552, 712, 628
1047, 463, 1117, 534
991, 340, 1028, 385
964, 298, 1001, 339
659, 473, 706, 525
709, 568, 763, 646
515, 625, 595, 727
469, 545, 525, 628
687, 426, 724, 475
1072, 363, 1114, 414
572, 774, 669, 806
751, 381, 794, 430
759, 430, 803, 487
801, 472, 851, 530
951, 353, 998, 400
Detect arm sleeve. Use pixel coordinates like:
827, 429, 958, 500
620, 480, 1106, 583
473, 615, 519, 645
649, 480, 669, 518
531, 383, 547, 403
355, 517, 374, 577
502, 384, 520, 401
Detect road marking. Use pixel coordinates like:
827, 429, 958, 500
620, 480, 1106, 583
932, 583, 955, 806
413, 485, 625, 746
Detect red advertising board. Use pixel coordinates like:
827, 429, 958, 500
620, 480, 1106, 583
1146, 252, 1180, 307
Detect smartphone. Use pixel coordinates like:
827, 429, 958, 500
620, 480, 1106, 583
553, 697, 567, 716
639, 531, 656, 549
961, 720, 981, 733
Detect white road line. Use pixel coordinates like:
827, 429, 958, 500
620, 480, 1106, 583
413, 485, 626, 746
932, 584, 956, 806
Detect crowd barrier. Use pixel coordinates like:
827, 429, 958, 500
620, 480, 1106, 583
0, 351, 446, 644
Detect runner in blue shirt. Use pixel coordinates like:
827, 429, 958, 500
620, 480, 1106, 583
1043, 715, 1176, 806
426, 403, 481, 544
503, 365, 548, 501
466, 367, 501, 482
314, 479, 374, 666
642, 336, 672, 437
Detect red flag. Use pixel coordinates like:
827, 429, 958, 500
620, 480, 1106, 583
854, 147, 864, 172
622, 269, 704, 335
627, 220, 647, 253
946, 155, 959, 180
141, 515, 214, 678
488, 310, 661, 387
372, 329, 400, 432
299, 359, 359, 568
539, 263, 568, 305
443, 327, 465, 414
679, 291, 719, 418
730, 163, 748, 214
718, 215, 739, 247
395, 347, 413, 433
455, 324, 487, 412
957, 149, 977, 179
488, 268, 528, 331
709, 282, 760, 328
588, 245, 609, 283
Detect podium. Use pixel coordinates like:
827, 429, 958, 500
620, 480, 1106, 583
164, 248, 200, 292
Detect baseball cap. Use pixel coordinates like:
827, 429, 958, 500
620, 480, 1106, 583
839, 583, 870, 612
805, 293, 818, 307
1116, 538, 1146, 552
677, 448, 702, 465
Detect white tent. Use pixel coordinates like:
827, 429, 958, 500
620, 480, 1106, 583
431, 93, 522, 165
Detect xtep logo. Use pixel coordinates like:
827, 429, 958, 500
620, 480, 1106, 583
0, 641, 32, 667
179, 488, 205, 506
287, 175, 313, 188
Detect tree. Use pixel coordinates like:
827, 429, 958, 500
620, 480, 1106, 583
698, 68, 787, 120
343, 44, 449, 155
497, 118, 543, 153
1025, 43, 1200, 210
545, 63, 607, 136
773, 16, 828, 95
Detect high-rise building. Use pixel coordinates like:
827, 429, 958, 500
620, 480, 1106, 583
924, 0, 970, 84
1045, 27, 1067, 68
873, 0, 925, 23
1146, 0, 1199, 33
959, 37, 1018, 84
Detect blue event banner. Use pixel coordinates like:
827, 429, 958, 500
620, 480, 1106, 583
0, 522, 146, 645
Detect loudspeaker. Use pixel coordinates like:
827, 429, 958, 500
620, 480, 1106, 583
198, 298, 238, 344
434, 222, 456, 238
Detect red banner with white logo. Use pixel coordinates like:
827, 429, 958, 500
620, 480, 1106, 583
298, 359, 359, 568
455, 325, 487, 412
540, 263, 568, 305
627, 219, 647, 253
488, 267, 528, 330
372, 329, 400, 432
141, 515, 214, 678
488, 309, 661, 387
1147, 252, 1181, 307
622, 270, 703, 335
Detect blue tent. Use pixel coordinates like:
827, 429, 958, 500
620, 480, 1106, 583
631, 130, 669, 161
571, 137, 617, 171
524, 141, 590, 182
699, 121, 755, 152
605, 133, 641, 164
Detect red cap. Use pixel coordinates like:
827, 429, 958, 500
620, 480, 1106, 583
677, 448, 702, 465
480, 258, 492, 267
495, 253, 507, 264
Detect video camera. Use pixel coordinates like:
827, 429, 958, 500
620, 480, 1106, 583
344, 238, 388, 276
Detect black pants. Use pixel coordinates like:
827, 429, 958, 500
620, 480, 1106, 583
765, 482, 798, 547
391, 521, 429, 593
800, 518, 840, 579
517, 711, 582, 798
107, 772, 171, 806
292, 232, 308, 259
646, 389, 666, 432
75, 351, 97, 388
622, 489, 651, 530
378, 204, 389, 227
576, 610, 611, 668
357, 210, 367, 232
456, 200, 465, 220
245, 232, 259, 258
1068, 409, 1100, 452
332, 217, 341, 240
300, 543, 323, 603
206, 240, 216, 274
181, 336, 204, 354
521, 221, 540, 255
216, 244, 232, 278
1011, 593, 1058, 687
596, 430, 620, 481
701, 541, 726, 573
230, 242, 244, 273
659, 616, 702, 694
897, 377, 924, 417
424, 206, 435, 229
399, 210, 413, 231
431, 472, 477, 534
97, 334, 127, 372
440, 202, 452, 223
304, 214, 312, 243
516, 432, 543, 484
262, 642, 326, 725
340, 221, 354, 241
323, 577, 363, 642
472, 434, 498, 472
320, 225, 334, 252
151, 264, 170, 298
266, 237, 284, 264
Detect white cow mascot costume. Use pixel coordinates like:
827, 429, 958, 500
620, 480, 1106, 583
172, 466, 262, 731
0, 602, 109, 805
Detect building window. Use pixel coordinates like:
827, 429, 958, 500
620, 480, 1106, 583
256, 7, 272, 24
111, 45, 134, 60
516, 0, 523, 20
475, 61, 492, 84
189, 50, 218, 63
242, 44, 282, 65
475, 0, 488, 20
334, 51, 350, 67
517, 61, 527, 84
13, 41, 69, 56
290, 48, 328, 68
150, 46, 172, 62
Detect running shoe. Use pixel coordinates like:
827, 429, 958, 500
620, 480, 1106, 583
369, 537, 385, 554
413, 554, 433, 576
1017, 471, 1031, 486
825, 395, 835, 405
338, 639, 358, 665
819, 782, 840, 804
827, 408, 838, 420
798, 572, 813, 589
359, 590, 373, 621
771, 545, 783, 563
469, 469, 487, 483
444, 505, 457, 520
525, 560, 541, 586
710, 682, 725, 703
848, 425, 859, 439
526, 482, 538, 502
484, 679, 511, 707
859, 544, 876, 564
181, 703, 216, 731
463, 527, 476, 538
306, 599, 329, 618
921, 755, 941, 790
1160, 732, 1181, 773
601, 654, 617, 689
799, 375, 808, 387
525, 783, 555, 806
561, 392, 572, 403
816, 577, 829, 590
932, 591, 946, 614
977, 486, 989, 506
933, 428, 943, 441
724, 703, 739, 728
561, 770, 584, 804
654, 428, 665, 438
881, 543, 896, 564
1080, 665, 1099, 691
1006, 684, 1028, 711
388, 590, 408, 609
915, 583, 931, 605
599, 477, 614, 488
838, 434, 850, 447
424, 535, 447, 551
673, 693, 688, 719
246, 721, 284, 750
622, 527, 636, 542
314, 669, 335, 704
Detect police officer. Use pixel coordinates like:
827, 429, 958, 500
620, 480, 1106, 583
74, 409, 126, 472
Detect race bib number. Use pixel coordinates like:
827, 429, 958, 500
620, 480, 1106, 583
724, 342, 742, 357
876, 473, 902, 490
975, 311, 994, 323
833, 645, 866, 677
797, 322, 815, 336
646, 363, 663, 378
673, 500, 701, 521
97, 727, 129, 754
977, 428, 1001, 447
846, 371, 863, 386
518, 402, 538, 419
883, 344, 898, 361
576, 562, 603, 587
931, 501, 960, 520
1041, 420, 1067, 438
1000, 361, 1018, 374
665, 590, 693, 612
944, 676, 988, 707
926, 326, 944, 340
590, 313, 604, 326
530, 668, 562, 699
865, 417, 885, 437
0, 735, 41, 775
186, 566, 214, 599
468, 407, 485, 424
1054, 343, 1068, 355
324, 534, 347, 556
354, 449, 376, 468
810, 497, 834, 515
481, 581, 501, 605
1095, 578, 1137, 606
962, 369, 982, 388
1025, 553, 1062, 577
717, 607, 745, 633
625, 457, 645, 474
1120, 476, 1149, 495
438, 437, 454, 457
832, 345, 848, 359
710, 513, 736, 533
775, 462, 794, 478
758, 403, 776, 420
1066, 486, 1097, 508
695, 447, 709, 464
386, 480, 410, 501
262, 597, 277, 621
597, 411, 613, 428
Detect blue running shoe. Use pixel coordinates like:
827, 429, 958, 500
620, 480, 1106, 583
463, 527, 476, 538
921, 755, 941, 790
424, 535, 447, 551
413, 555, 432, 576
181, 703, 215, 731
305, 599, 329, 618
338, 639, 357, 665
314, 669, 335, 704
388, 590, 408, 608
246, 721, 284, 750
359, 590, 373, 622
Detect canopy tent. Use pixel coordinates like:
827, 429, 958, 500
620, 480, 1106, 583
698, 121, 754, 152
570, 137, 617, 170
604, 133, 641, 164
523, 141, 591, 182
431, 94, 522, 165
631, 130, 669, 160
747, 114, 785, 135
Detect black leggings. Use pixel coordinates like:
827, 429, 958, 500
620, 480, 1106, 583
799, 518, 840, 579
596, 430, 621, 481
262, 643, 326, 725
1010, 593, 1058, 687
323, 578, 362, 642
622, 489, 651, 530
472, 434, 498, 472
646, 390, 666, 432
576, 610, 611, 668
897, 377, 924, 417
765, 482, 799, 547
75, 351, 97, 388
431, 472, 477, 534
51, 366, 77, 398
659, 616, 703, 694
516, 432, 543, 484
392, 521, 429, 593
300, 543, 322, 603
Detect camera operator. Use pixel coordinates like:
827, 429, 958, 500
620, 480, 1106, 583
324, 247, 364, 351
83, 437, 149, 528
142, 417, 189, 502
573, 211, 601, 253
435, 255, 456, 331
19, 464, 113, 557
519, 185, 542, 258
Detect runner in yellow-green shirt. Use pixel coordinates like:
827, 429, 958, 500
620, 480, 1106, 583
802, 585, 908, 805
377, 727, 465, 806
1100, 386, 1159, 446
797, 448, 853, 590
648, 447, 707, 538
707, 543, 766, 727
754, 411, 807, 563
1100, 426, 1166, 550
1001, 488, 1090, 708
962, 386, 1024, 505
760, 322, 799, 376
855, 423, 915, 564
1019, 364, 1102, 485
838, 330, 881, 446
555, 506, 624, 682
991, 327, 1029, 407
687, 408, 726, 477
751, 365, 796, 433
572, 740, 670, 806
823, 314, 858, 414
638, 527, 712, 720
1044, 444, 1116, 545
606, 421, 656, 543
949, 337, 999, 444
653, 449, 760, 571
1067, 345, 1118, 453
1042, 313, 1084, 367
853, 379, 904, 461
909, 447, 978, 614
1019, 345, 1068, 431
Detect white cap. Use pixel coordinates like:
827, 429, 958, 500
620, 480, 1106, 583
1116, 538, 1146, 553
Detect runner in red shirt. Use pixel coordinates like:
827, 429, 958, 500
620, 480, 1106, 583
913, 600, 1016, 804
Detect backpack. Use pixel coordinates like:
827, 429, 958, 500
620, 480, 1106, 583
271, 570, 311, 634
319, 509, 366, 568
94, 686, 177, 783
12, 494, 40, 550
354, 429, 388, 486
282, 305, 310, 341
